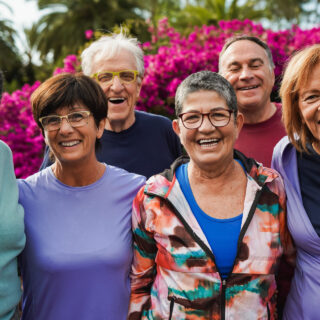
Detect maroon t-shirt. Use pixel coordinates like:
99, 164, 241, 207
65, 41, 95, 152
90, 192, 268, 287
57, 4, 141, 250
234, 103, 286, 167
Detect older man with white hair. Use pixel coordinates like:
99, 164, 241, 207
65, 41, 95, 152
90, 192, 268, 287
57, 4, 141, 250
40, 33, 182, 178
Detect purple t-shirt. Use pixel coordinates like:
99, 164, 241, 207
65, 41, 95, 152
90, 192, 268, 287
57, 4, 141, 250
18, 165, 145, 320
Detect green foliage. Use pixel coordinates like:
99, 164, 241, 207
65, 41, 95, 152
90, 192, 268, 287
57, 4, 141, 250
34, 0, 146, 61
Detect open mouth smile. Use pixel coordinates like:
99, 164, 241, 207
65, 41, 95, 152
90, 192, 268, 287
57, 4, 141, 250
238, 85, 259, 91
198, 138, 220, 148
108, 98, 126, 104
59, 140, 81, 147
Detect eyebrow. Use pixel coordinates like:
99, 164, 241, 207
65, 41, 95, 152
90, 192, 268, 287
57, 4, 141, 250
300, 89, 320, 98
182, 107, 229, 113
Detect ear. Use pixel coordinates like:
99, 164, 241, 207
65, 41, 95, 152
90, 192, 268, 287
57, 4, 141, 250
136, 77, 143, 98
172, 119, 181, 138
271, 68, 275, 86
235, 112, 244, 139
97, 118, 106, 139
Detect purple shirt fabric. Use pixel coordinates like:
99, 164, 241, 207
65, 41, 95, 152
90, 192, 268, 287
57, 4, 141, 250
18, 165, 145, 320
272, 136, 320, 320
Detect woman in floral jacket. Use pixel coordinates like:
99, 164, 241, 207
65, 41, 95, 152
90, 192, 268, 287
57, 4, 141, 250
129, 71, 295, 320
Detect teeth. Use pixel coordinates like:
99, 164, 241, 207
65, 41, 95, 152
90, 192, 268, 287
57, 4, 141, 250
199, 139, 219, 145
239, 85, 258, 90
60, 141, 80, 147
109, 98, 125, 104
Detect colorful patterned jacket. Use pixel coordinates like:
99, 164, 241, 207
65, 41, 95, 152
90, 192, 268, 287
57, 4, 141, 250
129, 152, 295, 320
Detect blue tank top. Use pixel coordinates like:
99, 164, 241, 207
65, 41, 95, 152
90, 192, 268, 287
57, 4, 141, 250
176, 162, 243, 279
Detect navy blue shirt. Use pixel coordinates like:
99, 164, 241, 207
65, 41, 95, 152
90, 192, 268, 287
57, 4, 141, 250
40, 111, 182, 178
176, 163, 243, 279
297, 144, 320, 237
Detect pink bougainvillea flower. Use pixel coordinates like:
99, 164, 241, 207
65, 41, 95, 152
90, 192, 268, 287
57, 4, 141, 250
85, 29, 94, 40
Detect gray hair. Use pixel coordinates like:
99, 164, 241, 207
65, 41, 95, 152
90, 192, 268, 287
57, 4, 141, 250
175, 71, 237, 117
81, 31, 145, 80
218, 35, 275, 72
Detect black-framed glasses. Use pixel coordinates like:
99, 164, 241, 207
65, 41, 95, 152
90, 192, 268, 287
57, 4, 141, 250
92, 70, 139, 85
39, 111, 91, 132
178, 108, 233, 129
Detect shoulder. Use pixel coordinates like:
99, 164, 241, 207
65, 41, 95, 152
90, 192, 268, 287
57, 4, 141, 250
18, 167, 51, 195
0, 139, 12, 154
0, 140, 13, 164
272, 136, 294, 164
106, 165, 146, 188
135, 110, 172, 127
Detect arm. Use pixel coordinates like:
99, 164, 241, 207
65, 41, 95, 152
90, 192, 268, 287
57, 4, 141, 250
269, 172, 296, 318
128, 187, 158, 320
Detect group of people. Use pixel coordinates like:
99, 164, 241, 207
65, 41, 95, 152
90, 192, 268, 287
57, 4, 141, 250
0, 30, 319, 320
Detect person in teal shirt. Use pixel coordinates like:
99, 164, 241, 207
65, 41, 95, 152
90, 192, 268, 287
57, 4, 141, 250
0, 140, 25, 320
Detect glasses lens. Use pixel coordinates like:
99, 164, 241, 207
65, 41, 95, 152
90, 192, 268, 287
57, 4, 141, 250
97, 72, 113, 83
119, 71, 136, 83
68, 111, 89, 127
181, 112, 202, 129
41, 116, 61, 131
210, 109, 230, 127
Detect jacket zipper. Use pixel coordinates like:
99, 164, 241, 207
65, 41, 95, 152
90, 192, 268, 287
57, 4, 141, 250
145, 185, 265, 320
267, 302, 270, 320
168, 297, 175, 320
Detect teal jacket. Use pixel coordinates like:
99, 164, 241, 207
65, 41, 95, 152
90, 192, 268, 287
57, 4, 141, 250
0, 141, 25, 320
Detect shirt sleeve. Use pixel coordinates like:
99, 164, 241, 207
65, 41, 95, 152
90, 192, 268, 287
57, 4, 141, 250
128, 187, 158, 319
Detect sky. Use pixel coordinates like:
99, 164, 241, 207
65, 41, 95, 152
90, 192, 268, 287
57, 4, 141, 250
1, 0, 45, 63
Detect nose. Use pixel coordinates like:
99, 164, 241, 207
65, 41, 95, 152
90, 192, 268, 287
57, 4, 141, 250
239, 66, 254, 80
109, 75, 124, 92
59, 117, 74, 133
198, 114, 215, 132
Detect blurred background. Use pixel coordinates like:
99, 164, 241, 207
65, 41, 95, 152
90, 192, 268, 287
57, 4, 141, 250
1, 0, 320, 178
1, 0, 320, 93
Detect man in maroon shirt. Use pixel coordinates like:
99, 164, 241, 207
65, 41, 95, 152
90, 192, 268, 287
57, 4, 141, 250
219, 36, 286, 167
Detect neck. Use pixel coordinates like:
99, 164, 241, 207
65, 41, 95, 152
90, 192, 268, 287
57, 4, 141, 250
105, 113, 135, 132
188, 156, 237, 185
241, 101, 276, 124
52, 159, 105, 187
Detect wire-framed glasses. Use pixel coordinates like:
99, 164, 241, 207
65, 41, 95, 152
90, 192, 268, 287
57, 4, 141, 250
179, 108, 233, 129
92, 70, 139, 85
39, 111, 91, 132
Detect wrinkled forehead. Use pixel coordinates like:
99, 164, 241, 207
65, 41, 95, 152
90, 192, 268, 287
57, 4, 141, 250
91, 48, 137, 73
220, 40, 270, 69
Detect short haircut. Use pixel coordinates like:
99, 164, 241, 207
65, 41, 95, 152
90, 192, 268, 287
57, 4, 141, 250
219, 35, 275, 72
280, 44, 320, 152
31, 73, 108, 143
81, 31, 144, 82
175, 70, 238, 117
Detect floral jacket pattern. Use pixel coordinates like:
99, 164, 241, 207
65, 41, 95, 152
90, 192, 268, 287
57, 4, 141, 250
128, 152, 295, 320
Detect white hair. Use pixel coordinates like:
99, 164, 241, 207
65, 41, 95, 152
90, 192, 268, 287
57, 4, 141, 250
81, 31, 145, 80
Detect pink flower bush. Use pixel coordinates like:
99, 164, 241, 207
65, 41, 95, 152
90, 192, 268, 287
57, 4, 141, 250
0, 82, 42, 178
85, 29, 94, 40
137, 19, 320, 113
2, 19, 320, 177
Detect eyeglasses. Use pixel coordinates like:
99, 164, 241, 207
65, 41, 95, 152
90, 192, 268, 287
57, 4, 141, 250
92, 70, 139, 85
39, 111, 91, 132
179, 108, 233, 129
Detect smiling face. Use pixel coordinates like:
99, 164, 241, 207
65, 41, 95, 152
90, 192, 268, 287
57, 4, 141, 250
173, 90, 243, 171
44, 104, 105, 166
299, 62, 320, 153
91, 49, 142, 132
220, 40, 275, 117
